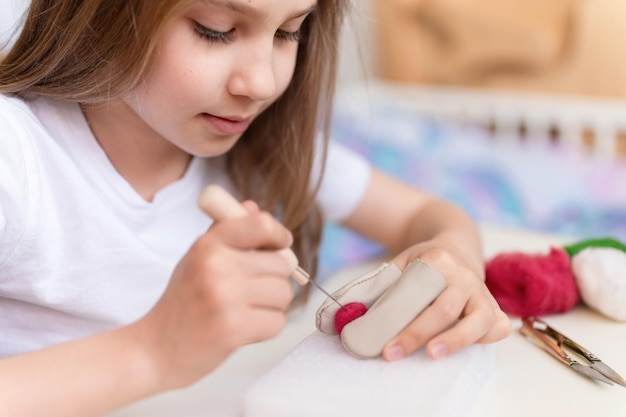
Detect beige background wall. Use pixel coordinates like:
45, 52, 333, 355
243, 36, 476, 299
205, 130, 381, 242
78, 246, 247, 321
372, 0, 626, 98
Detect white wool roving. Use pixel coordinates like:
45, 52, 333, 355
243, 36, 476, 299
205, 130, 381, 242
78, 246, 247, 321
571, 247, 626, 322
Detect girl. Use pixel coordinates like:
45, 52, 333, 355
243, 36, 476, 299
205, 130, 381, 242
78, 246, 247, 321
0, 0, 510, 416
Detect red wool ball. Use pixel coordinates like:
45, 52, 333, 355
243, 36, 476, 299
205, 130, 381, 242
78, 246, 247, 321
334, 302, 369, 335
485, 247, 580, 317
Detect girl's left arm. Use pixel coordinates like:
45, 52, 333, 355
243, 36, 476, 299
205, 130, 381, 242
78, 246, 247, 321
342, 169, 511, 362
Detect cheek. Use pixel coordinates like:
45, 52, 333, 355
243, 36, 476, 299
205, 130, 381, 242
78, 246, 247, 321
137, 57, 208, 121
142, 28, 213, 109
123, 58, 196, 136
274, 47, 299, 96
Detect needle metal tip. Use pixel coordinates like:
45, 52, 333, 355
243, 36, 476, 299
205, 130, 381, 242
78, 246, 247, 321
294, 267, 344, 309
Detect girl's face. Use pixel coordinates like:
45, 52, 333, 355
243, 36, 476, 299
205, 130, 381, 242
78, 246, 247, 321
122, 0, 316, 157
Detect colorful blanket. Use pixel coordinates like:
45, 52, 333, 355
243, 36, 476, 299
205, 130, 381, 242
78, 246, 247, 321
318, 97, 626, 277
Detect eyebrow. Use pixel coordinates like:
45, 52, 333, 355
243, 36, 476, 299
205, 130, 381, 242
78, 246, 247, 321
204, 0, 316, 21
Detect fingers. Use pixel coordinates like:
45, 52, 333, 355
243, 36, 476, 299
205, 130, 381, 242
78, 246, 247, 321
244, 275, 295, 311
382, 286, 465, 361
196, 261, 294, 312
245, 309, 292, 343
474, 309, 511, 344
195, 209, 296, 311
383, 285, 511, 361
148, 243, 296, 371
204, 210, 297, 279
141, 194, 299, 388
207, 210, 293, 251
203, 270, 294, 347
422, 295, 510, 359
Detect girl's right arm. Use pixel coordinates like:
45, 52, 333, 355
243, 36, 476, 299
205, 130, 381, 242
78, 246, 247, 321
0, 208, 295, 417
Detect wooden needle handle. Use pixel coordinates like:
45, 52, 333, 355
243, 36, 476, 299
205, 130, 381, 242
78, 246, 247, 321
198, 185, 310, 286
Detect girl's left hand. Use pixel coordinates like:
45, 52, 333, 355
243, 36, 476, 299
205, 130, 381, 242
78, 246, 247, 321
383, 243, 511, 362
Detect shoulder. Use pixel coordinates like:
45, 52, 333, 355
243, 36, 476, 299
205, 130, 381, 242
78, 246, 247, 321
0, 94, 73, 165
0, 93, 37, 121
0, 94, 50, 144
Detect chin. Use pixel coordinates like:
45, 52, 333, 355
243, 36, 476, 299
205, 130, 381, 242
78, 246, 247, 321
192, 138, 241, 158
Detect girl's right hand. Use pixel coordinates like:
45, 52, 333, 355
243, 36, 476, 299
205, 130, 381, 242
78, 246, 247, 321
134, 203, 295, 390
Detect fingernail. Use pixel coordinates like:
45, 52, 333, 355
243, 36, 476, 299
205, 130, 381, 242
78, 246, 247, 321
386, 345, 405, 362
287, 231, 294, 246
429, 343, 448, 359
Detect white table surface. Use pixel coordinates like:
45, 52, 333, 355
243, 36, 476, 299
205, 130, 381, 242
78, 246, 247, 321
107, 224, 626, 417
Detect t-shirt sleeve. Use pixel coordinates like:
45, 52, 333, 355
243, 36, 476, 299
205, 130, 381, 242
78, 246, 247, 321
313, 140, 372, 223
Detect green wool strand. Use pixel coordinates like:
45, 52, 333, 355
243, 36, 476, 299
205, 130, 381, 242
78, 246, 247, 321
563, 237, 626, 258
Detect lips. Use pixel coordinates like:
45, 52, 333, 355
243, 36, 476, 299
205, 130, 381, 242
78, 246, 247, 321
202, 113, 252, 135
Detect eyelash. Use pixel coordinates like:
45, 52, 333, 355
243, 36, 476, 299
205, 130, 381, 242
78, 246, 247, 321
194, 23, 235, 43
276, 29, 303, 43
193, 23, 302, 44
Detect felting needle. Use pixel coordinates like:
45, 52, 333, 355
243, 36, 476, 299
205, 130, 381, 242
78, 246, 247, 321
198, 185, 345, 309
294, 265, 345, 309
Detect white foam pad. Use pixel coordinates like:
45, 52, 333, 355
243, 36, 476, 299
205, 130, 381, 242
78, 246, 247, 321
244, 331, 496, 417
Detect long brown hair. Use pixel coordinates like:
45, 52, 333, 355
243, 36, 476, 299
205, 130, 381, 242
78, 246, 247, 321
0, 0, 349, 287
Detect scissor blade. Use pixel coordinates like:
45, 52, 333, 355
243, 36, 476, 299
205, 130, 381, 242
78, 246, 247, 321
590, 361, 626, 387
571, 363, 614, 385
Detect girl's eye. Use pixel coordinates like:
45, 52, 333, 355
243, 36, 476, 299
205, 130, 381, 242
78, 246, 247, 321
193, 22, 302, 44
276, 29, 303, 43
194, 22, 235, 44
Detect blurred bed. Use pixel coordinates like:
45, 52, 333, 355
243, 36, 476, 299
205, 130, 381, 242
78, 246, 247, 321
321, 0, 626, 276
319, 82, 626, 277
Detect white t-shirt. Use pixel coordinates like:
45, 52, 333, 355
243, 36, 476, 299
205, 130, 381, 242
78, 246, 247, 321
0, 94, 371, 357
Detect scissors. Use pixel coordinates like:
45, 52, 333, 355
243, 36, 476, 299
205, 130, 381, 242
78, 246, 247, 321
520, 316, 626, 387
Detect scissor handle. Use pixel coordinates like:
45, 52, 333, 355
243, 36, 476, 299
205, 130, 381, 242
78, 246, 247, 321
520, 317, 573, 365
525, 317, 600, 363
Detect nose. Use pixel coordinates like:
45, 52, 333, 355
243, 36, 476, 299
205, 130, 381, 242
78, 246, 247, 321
227, 41, 277, 102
